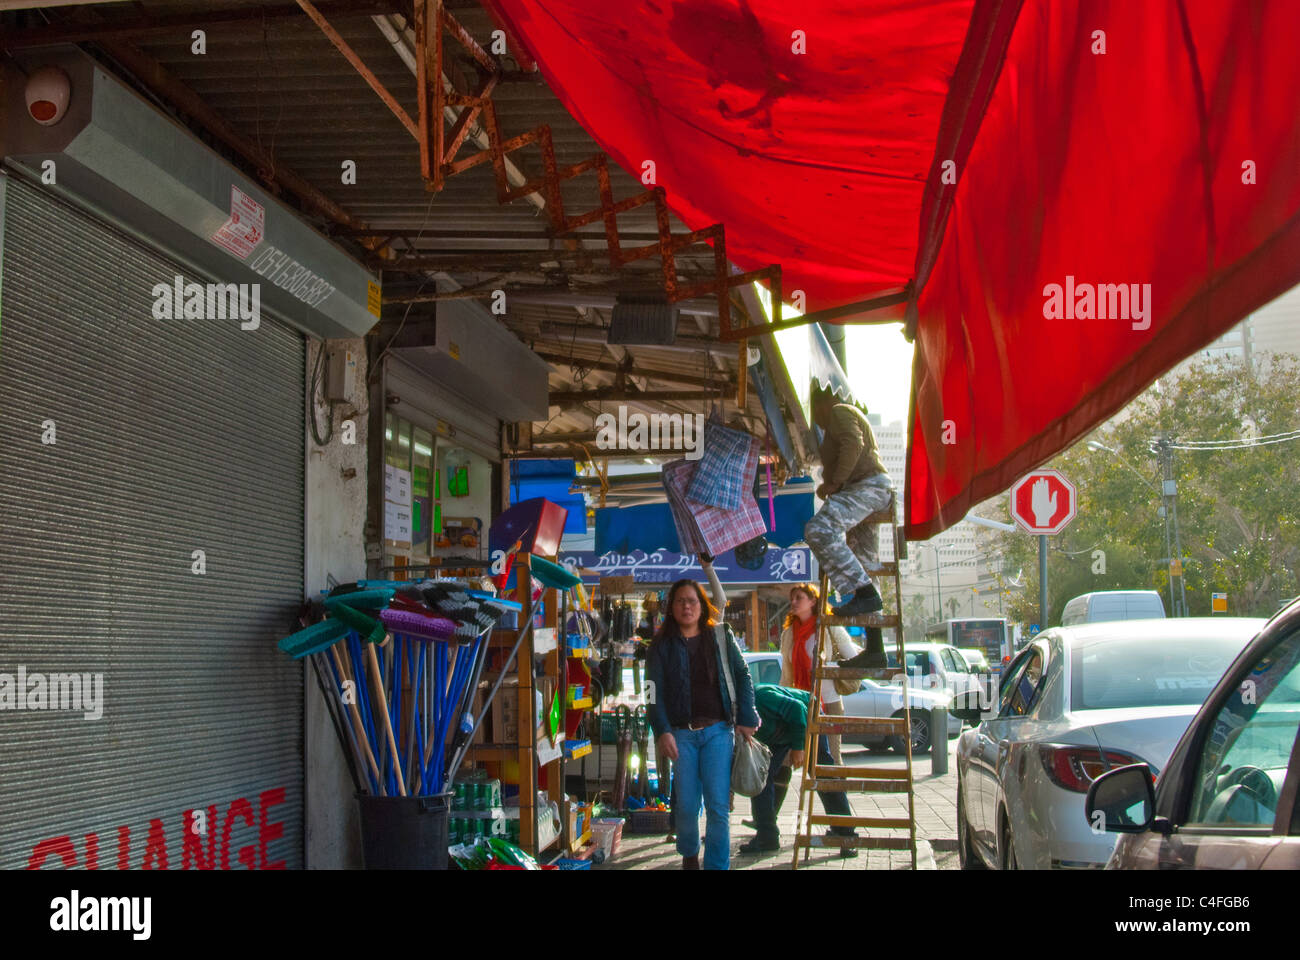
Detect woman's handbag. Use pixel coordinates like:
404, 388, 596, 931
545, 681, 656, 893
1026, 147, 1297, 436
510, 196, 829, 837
833, 675, 862, 697
714, 625, 771, 797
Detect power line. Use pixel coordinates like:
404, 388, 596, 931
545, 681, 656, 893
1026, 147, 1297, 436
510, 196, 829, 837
1171, 431, 1300, 451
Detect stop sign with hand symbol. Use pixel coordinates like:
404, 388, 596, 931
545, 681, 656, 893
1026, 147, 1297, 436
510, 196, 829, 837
1009, 469, 1077, 535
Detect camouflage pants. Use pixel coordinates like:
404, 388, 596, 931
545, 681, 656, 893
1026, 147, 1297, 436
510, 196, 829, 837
804, 477, 895, 596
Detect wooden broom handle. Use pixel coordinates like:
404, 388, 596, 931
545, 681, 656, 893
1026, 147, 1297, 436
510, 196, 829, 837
367, 642, 407, 796
331, 645, 384, 795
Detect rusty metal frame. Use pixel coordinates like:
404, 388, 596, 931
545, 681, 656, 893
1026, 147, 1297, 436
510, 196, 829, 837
296, 3, 905, 358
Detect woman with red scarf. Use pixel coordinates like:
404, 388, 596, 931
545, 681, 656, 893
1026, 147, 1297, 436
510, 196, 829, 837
778, 583, 861, 764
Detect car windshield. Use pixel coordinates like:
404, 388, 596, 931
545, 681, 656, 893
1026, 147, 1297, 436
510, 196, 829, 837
1070, 634, 1249, 709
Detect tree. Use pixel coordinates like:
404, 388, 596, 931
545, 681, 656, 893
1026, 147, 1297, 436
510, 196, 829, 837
992, 355, 1300, 624
945, 596, 961, 618
903, 592, 929, 642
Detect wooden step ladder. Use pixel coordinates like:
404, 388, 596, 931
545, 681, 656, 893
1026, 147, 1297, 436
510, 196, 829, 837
792, 501, 917, 869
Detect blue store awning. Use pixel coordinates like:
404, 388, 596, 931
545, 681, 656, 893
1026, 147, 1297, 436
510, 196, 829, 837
509, 460, 587, 535
594, 478, 815, 554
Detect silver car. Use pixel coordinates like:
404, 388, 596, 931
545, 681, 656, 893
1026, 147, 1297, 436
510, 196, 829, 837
956, 617, 1265, 870
1088, 600, 1300, 869
742, 652, 960, 753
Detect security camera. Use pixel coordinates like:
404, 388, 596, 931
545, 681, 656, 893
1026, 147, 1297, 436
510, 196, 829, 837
25, 66, 71, 126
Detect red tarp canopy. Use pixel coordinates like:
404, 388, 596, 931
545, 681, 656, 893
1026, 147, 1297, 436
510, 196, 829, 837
484, 0, 1300, 539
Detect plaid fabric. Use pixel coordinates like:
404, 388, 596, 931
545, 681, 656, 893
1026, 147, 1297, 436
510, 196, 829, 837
663, 435, 767, 555
686, 420, 753, 510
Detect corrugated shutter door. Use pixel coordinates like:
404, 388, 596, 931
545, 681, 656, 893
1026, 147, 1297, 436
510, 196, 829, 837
0, 177, 305, 870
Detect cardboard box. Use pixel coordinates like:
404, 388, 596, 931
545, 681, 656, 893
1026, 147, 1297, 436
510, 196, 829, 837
490, 678, 520, 743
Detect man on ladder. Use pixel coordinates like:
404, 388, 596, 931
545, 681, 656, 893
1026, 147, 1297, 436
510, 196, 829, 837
804, 387, 893, 669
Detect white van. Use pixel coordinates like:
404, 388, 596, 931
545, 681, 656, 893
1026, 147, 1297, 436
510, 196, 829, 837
1060, 590, 1166, 626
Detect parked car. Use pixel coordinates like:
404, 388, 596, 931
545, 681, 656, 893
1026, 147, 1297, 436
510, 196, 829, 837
955, 617, 1266, 870
742, 652, 960, 753
959, 647, 992, 674
1087, 600, 1300, 869
1060, 590, 1166, 626
882, 641, 986, 705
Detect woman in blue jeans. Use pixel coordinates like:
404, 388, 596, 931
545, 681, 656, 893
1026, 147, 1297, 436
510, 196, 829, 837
646, 576, 759, 870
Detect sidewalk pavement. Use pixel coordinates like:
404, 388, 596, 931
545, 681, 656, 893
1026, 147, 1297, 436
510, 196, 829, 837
599, 736, 961, 871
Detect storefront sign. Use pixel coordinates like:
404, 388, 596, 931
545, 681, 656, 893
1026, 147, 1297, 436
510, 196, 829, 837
560, 546, 812, 584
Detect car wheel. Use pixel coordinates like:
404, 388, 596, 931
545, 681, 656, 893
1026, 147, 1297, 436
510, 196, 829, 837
889, 710, 930, 754
1000, 813, 1018, 870
957, 782, 985, 870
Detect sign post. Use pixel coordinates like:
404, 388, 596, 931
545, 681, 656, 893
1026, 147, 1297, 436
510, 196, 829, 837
1009, 469, 1078, 631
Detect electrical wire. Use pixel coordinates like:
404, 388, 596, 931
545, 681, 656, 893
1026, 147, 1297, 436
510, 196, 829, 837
309, 343, 333, 447
1170, 430, 1300, 450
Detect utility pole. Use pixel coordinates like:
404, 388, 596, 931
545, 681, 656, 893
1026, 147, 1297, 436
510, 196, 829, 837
1039, 535, 1048, 628
1152, 436, 1188, 617
934, 547, 943, 621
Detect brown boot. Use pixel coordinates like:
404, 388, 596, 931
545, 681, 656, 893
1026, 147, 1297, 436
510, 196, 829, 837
682, 854, 700, 870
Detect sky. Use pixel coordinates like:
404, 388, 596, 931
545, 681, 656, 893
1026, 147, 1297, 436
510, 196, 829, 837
844, 322, 914, 426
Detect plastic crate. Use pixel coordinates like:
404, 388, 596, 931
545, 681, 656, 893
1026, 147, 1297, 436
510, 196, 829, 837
554, 857, 593, 870
626, 808, 671, 834
591, 818, 624, 860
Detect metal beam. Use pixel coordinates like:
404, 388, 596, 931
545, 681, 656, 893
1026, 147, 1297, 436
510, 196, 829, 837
296, 0, 418, 138
532, 352, 734, 389
3, 1, 398, 49
375, 250, 604, 272
718, 285, 912, 341
536, 321, 737, 357
95, 38, 367, 232
550, 388, 723, 405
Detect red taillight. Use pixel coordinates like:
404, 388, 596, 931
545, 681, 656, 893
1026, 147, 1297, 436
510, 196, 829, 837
1038, 744, 1153, 793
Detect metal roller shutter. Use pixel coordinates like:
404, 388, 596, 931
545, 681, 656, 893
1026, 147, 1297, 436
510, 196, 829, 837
0, 176, 305, 870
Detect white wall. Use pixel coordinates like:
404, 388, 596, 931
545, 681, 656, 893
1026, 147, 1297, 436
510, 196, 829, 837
303, 338, 368, 869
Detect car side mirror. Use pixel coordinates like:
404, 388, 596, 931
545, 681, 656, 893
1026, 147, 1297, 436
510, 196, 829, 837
1085, 764, 1155, 833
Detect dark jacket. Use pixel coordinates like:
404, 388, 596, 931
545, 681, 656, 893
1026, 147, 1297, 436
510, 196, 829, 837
819, 403, 887, 488
646, 622, 759, 738
753, 684, 811, 751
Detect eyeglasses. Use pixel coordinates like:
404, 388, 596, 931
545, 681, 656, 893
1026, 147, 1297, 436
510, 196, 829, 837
673, 596, 700, 607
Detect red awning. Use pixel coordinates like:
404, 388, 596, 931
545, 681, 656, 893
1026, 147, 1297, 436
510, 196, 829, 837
484, 0, 1300, 539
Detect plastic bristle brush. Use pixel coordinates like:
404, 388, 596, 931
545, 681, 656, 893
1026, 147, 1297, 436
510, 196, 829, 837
278, 619, 350, 659
379, 608, 456, 642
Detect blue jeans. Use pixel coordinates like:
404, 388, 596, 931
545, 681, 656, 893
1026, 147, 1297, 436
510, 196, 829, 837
671, 721, 734, 869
